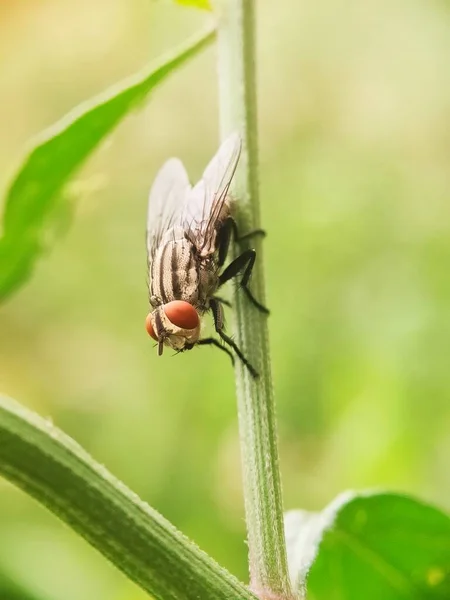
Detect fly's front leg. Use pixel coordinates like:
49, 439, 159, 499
218, 249, 269, 314
212, 296, 232, 308
197, 337, 235, 366
210, 299, 259, 378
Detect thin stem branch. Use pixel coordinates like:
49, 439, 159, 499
216, 2, 294, 599
0, 395, 257, 600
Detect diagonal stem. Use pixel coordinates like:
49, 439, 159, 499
0, 395, 258, 600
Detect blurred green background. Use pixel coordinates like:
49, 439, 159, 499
1, 0, 450, 598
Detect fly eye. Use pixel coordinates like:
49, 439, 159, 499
164, 301, 199, 330
145, 313, 158, 341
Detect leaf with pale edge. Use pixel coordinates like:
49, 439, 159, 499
0, 27, 214, 303
285, 491, 450, 600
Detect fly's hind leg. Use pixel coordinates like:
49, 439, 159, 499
237, 228, 266, 242
209, 299, 259, 378
216, 218, 265, 268
218, 248, 269, 314
216, 217, 269, 314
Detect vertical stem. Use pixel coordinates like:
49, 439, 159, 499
216, 2, 294, 599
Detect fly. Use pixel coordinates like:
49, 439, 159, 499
145, 133, 268, 378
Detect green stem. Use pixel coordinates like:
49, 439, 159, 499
0, 395, 257, 600
216, 2, 294, 599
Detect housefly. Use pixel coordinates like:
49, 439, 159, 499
145, 133, 268, 378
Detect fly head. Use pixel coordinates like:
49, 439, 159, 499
145, 301, 201, 354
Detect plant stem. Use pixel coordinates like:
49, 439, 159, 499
216, 2, 294, 599
0, 395, 258, 600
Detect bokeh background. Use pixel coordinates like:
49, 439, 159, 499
1, 0, 450, 598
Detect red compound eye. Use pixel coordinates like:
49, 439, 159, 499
145, 313, 158, 341
164, 301, 199, 330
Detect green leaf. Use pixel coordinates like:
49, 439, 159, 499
0, 27, 215, 303
0, 572, 49, 600
285, 491, 450, 600
175, 0, 212, 10
0, 394, 257, 600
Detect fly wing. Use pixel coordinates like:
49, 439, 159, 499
147, 158, 191, 264
182, 133, 242, 255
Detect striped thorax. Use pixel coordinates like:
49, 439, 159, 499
147, 225, 221, 352
151, 226, 202, 307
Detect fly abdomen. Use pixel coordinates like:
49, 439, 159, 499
151, 234, 199, 305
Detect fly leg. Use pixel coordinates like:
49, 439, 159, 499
218, 249, 269, 314
217, 218, 234, 268
197, 338, 235, 365
217, 218, 265, 267
237, 228, 266, 242
210, 298, 259, 378
216, 218, 269, 314
212, 296, 232, 308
